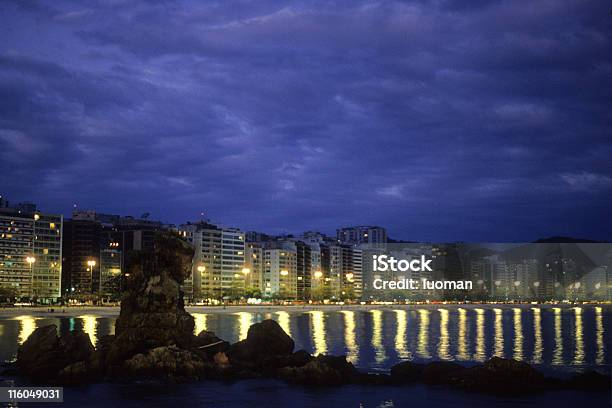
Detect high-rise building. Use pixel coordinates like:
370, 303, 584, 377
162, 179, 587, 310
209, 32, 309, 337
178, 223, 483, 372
62, 210, 169, 296
263, 242, 297, 299
180, 221, 245, 300
0, 202, 62, 302
337, 226, 387, 246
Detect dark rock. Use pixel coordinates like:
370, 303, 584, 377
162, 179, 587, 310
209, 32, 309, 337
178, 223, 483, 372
390, 361, 425, 383
448, 357, 546, 394
122, 346, 205, 381
17, 325, 95, 383
268, 350, 314, 368
421, 361, 465, 384
57, 361, 96, 385
276, 355, 357, 386
229, 319, 294, 364
106, 233, 196, 366
194, 331, 230, 356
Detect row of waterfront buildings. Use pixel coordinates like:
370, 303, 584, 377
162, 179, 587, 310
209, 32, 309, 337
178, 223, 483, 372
1, 194, 610, 303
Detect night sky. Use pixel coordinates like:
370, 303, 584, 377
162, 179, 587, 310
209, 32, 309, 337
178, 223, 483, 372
1, 1, 611, 242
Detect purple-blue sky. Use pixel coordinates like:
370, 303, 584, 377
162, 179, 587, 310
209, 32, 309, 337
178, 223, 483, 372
1, 0, 611, 241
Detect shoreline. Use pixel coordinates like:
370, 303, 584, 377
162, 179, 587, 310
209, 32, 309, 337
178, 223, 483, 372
0, 302, 608, 318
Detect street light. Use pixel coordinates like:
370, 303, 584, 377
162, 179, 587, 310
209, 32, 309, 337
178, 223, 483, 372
280, 269, 289, 276
26, 256, 36, 299
87, 260, 96, 294
314, 270, 323, 279
346, 272, 354, 282
197, 265, 206, 273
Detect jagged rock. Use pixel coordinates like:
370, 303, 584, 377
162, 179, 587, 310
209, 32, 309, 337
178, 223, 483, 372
122, 346, 205, 381
194, 331, 230, 356
229, 319, 294, 364
106, 233, 196, 365
447, 357, 545, 394
263, 349, 314, 371
57, 361, 95, 385
390, 361, 425, 383
277, 355, 357, 386
17, 325, 94, 383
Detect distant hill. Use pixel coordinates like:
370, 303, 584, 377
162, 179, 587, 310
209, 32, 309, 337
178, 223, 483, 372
533, 236, 602, 243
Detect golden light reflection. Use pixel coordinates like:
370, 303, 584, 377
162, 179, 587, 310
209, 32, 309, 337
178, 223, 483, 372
341, 310, 359, 364
552, 307, 563, 365
276, 311, 291, 338
371, 309, 386, 363
572, 307, 584, 365
532, 308, 542, 364
474, 308, 485, 362
310, 311, 327, 356
15, 315, 37, 345
456, 308, 469, 360
394, 310, 409, 360
193, 313, 208, 335
595, 307, 604, 365
493, 308, 504, 357
437, 309, 451, 360
236, 312, 253, 340
512, 308, 523, 361
416, 309, 430, 359
80, 315, 98, 346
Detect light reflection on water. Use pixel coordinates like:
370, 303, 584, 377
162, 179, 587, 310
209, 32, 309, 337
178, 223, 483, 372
552, 307, 563, 365
513, 308, 523, 361
595, 306, 604, 365
437, 309, 451, 360
474, 308, 485, 362
457, 308, 469, 361
573, 307, 584, 365
416, 309, 430, 359
493, 308, 503, 357
341, 310, 358, 364
309, 310, 327, 356
1, 306, 608, 374
532, 308, 543, 364
371, 309, 386, 364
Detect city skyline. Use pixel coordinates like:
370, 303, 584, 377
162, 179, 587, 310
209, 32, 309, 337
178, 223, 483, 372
1, 1, 612, 242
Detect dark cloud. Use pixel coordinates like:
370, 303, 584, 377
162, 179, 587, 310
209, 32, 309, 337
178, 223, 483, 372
0, 0, 611, 241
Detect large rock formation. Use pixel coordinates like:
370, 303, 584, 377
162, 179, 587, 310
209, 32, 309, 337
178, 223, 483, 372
105, 232, 197, 368
17, 326, 94, 384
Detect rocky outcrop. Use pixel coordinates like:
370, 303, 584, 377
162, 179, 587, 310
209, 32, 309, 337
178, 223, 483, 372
229, 319, 294, 366
445, 357, 545, 394
105, 233, 196, 367
277, 355, 358, 386
122, 346, 206, 382
17, 325, 94, 384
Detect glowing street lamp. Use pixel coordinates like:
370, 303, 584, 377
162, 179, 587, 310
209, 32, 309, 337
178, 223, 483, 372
26, 256, 36, 298
241, 267, 250, 275
314, 270, 323, 279
87, 259, 96, 293
346, 272, 354, 282
197, 265, 206, 273
280, 269, 289, 276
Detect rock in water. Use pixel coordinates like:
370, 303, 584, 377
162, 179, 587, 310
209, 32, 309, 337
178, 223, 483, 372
448, 357, 545, 394
17, 325, 94, 383
122, 346, 206, 381
106, 233, 196, 365
229, 319, 294, 364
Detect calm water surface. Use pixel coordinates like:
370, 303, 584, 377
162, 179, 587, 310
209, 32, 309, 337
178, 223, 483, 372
1, 305, 610, 407
1, 305, 609, 374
